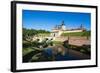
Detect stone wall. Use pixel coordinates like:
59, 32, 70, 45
54, 36, 90, 46
68, 36, 90, 46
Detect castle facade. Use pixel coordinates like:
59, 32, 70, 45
51, 21, 86, 37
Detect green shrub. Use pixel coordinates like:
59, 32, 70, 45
23, 41, 32, 48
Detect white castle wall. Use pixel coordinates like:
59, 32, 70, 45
51, 29, 84, 37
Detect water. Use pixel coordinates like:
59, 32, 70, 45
55, 54, 78, 61
43, 48, 78, 61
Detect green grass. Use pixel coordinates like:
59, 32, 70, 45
68, 44, 91, 55
61, 31, 91, 36
52, 41, 63, 45
23, 48, 33, 56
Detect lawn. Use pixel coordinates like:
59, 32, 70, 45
68, 44, 91, 55
52, 41, 63, 45
61, 31, 91, 36
23, 48, 34, 56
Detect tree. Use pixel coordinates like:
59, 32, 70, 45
23, 28, 50, 41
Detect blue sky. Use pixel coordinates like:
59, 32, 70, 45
22, 10, 91, 31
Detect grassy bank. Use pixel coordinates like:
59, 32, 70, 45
52, 41, 63, 45
61, 31, 91, 36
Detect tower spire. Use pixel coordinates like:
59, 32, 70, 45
62, 21, 65, 26
80, 24, 84, 29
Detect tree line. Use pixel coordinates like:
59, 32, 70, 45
23, 28, 50, 41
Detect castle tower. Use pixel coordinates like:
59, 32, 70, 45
61, 21, 66, 30
62, 21, 64, 26
80, 24, 86, 31
80, 24, 84, 29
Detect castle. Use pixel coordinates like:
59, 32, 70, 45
51, 21, 86, 37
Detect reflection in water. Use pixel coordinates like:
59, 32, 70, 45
42, 48, 78, 61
